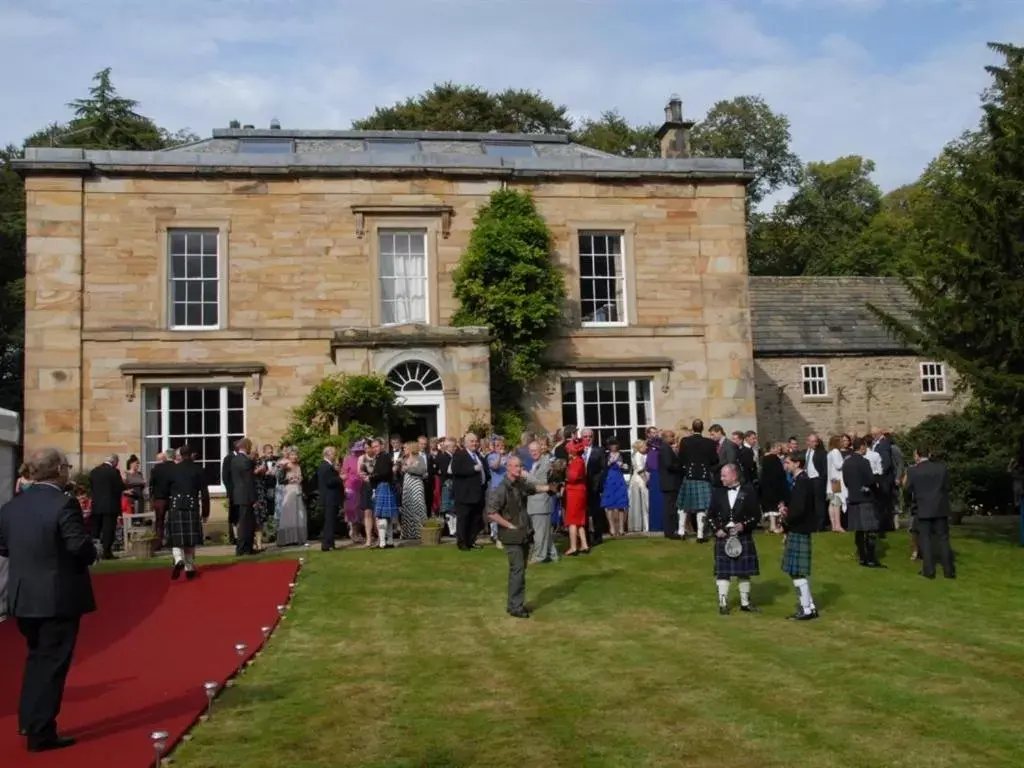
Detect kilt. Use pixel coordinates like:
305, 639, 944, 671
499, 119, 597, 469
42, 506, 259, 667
374, 482, 400, 520
166, 493, 204, 548
780, 532, 812, 577
440, 479, 454, 515
713, 532, 759, 578
678, 479, 712, 512
847, 501, 880, 532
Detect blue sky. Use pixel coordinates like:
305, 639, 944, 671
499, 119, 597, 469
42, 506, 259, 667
1, 0, 1019, 202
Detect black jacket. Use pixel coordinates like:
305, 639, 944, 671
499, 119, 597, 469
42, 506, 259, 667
229, 453, 259, 506
842, 453, 876, 505
221, 452, 236, 501
783, 472, 817, 534
679, 434, 718, 482
657, 444, 682, 493
713, 439, 740, 485
906, 460, 952, 520
167, 460, 211, 517
317, 459, 343, 510
758, 453, 788, 510
450, 448, 490, 505
0, 483, 97, 618
89, 462, 124, 517
708, 483, 761, 533
149, 459, 175, 501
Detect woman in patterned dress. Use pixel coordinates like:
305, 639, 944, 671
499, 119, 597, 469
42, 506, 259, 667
400, 442, 428, 540
275, 448, 307, 547
371, 438, 400, 548
342, 442, 366, 542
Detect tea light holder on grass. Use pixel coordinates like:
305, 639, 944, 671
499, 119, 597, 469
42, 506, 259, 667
261, 625, 271, 640
203, 681, 218, 719
234, 642, 248, 675
150, 730, 169, 765
288, 582, 296, 590
276, 604, 286, 618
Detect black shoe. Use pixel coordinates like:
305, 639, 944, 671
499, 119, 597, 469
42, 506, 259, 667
740, 604, 760, 613
171, 562, 184, 580
470, 544, 483, 550
27, 735, 75, 752
185, 569, 198, 581
944, 573, 956, 580
697, 537, 707, 544
665, 533, 682, 540
918, 571, 936, 580
866, 562, 886, 569
718, 605, 729, 615
507, 608, 530, 619
787, 610, 819, 621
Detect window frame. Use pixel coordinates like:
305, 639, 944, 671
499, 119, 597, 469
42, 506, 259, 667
574, 227, 633, 329
801, 364, 829, 398
141, 383, 246, 494
163, 225, 228, 331
560, 378, 655, 451
920, 361, 947, 395
375, 225, 431, 327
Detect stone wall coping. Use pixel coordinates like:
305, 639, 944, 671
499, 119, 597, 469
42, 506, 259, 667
211, 128, 572, 144
331, 325, 492, 349
118, 362, 268, 402
15, 147, 753, 183
755, 350, 920, 358
547, 357, 675, 371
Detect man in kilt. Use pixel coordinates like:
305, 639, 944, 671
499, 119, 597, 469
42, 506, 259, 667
708, 463, 762, 615
165, 445, 211, 580
779, 452, 819, 621
677, 419, 718, 542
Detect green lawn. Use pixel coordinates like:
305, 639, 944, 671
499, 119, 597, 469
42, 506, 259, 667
166, 520, 1024, 768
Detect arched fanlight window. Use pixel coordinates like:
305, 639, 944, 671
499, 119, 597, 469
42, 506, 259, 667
386, 361, 443, 392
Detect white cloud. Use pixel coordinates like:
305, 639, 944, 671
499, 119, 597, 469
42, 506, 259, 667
0, 0, 1016, 201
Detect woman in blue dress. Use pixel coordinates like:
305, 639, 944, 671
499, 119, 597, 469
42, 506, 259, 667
600, 438, 631, 536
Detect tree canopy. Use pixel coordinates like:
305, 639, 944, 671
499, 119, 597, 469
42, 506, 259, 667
871, 41, 1024, 420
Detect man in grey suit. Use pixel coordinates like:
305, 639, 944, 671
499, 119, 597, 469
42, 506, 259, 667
905, 445, 955, 579
525, 442, 557, 564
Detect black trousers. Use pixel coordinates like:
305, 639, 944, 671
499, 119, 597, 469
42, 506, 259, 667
227, 501, 239, 542
661, 490, 680, 537
235, 503, 256, 555
811, 476, 828, 531
504, 542, 530, 612
588, 494, 607, 544
456, 501, 484, 549
91, 513, 117, 557
918, 517, 955, 577
855, 530, 879, 564
321, 503, 339, 551
17, 616, 80, 740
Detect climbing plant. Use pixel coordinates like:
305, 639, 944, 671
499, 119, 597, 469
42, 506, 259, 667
452, 188, 566, 426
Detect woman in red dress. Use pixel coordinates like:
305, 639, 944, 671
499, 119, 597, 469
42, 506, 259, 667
563, 438, 590, 556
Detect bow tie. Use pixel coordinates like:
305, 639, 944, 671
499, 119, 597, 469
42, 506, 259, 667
727, 485, 740, 491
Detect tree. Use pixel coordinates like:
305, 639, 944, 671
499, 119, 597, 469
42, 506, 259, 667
0, 68, 200, 413
871, 42, 1024, 420
843, 184, 925, 276
691, 96, 803, 207
571, 110, 659, 157
452, 189, 566, 418
352, 82, 573, 133
749, 155, 882, 276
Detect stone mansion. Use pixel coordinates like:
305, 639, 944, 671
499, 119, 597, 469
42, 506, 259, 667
16, 98, 957, 490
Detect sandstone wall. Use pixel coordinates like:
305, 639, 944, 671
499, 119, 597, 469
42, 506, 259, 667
753, 355, 962, 442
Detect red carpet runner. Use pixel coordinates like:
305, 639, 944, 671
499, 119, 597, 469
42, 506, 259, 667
0, 558, 299, 767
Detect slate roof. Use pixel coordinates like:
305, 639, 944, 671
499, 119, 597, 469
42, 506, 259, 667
14, 128, 753, 182
748, 276, 918, 355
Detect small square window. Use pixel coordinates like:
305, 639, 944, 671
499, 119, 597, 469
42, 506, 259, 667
801, 364, 828, 397
920, 362, 946, 394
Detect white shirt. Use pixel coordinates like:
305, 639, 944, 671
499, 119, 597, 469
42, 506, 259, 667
727, 487, 740, 508
806, 449, 820, 479
470, 451, 486, 485
827, 448, 848, 507
865, 449, 883, 476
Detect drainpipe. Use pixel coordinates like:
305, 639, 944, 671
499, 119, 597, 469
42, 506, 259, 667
78, 174, 86, 468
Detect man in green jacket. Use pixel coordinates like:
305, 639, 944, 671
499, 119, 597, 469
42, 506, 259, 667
485, 456, 556, 619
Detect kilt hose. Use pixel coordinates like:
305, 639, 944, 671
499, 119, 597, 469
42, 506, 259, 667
677, 479, 712, 512
781, 532, 812, 578
713, 532, 760, 579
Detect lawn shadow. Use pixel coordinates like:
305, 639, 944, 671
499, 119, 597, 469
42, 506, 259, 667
814, 582, 845, 610
955, 516, 1019, 547
753, 579, 789, 607
530, 569, 622, 611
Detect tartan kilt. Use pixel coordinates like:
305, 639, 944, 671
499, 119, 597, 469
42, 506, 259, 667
781, 532, 812, 577
847, 501, 880, 532
166, 493, 204, 548
440, 479, 454, 515
677, 479, 712, 512
374, 482, 400, 520
713, 532, 760, 578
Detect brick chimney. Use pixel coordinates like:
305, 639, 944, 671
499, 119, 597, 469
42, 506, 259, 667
655, 94, 694, 158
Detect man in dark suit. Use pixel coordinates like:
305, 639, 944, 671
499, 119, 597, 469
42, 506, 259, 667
905, 445, 955, 579
221, 446, 238, 545
88, 454, 124, 560
804, 434, 829, 531
580, 429, 608, 545
736, 431, 758, 486
148, 451, 175, 547
657, 429, 682, 538
710, 424, 739, 482
843, 438, 883, 567
0, 447, 96, 753
871, 427, 897, 532
317, 446, 342, 551
450, 432, 491, 551
230, 439, 262, 556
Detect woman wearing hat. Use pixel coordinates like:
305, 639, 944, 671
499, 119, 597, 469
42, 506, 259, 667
342, 441, 367, 543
